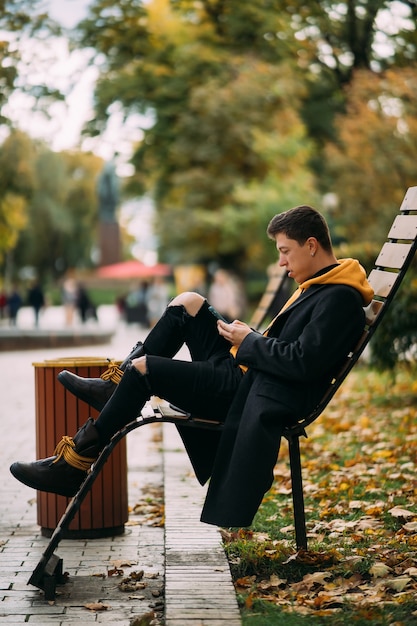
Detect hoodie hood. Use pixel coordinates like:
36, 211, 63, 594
299, 258, 374, 305
280, 258, 374, 314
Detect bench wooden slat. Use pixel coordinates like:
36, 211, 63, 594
249, 265, 288, 330
400, 185, 417, 211
265, 274, 286, 292
388, 214, 417, 240
152, 399, 189, 419
375, 241, 413, 269
364, 299, 384, 325
249, 310, 268, 329
141, 402, 159, 419
367, 269, 399, 298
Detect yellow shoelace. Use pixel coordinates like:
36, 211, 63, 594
52, 436, 96, 471
100, 360, 124, 384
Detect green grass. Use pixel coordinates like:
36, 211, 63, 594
239, 600, 417, 626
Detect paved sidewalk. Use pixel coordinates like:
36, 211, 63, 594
0, 315, 241, 625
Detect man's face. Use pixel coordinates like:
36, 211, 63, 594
275, 233, 314, 284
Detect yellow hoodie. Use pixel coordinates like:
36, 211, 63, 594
277, 258, 374, 316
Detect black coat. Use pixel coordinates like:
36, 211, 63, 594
179, 283, 366, 527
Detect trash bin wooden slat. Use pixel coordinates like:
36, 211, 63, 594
33, 358, 128, 539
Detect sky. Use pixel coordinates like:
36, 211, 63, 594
47, 0, 91, 29
3, 0, 147, 170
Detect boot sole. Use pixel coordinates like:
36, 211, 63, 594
57, 372, 105, 412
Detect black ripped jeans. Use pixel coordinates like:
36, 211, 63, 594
143, 300, 243, 421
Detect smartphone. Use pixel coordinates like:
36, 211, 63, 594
208, 305, 230, 324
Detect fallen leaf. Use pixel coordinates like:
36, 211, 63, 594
369, 562, 391, 578
383, 576, 412, 592
258, 574, 287, 590
108, 567, 124, 577
112, 559, 137, 568
84, 602, 109, 611
388, 507, 415, 520
404, 567, 417, 577
279, 525, 295, 534
130, 611, 155, 626
303, 571, 333, 586
349, 500, 364, 510
235, 575, 256, 588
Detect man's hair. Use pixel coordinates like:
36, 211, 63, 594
267, 205, 333, 253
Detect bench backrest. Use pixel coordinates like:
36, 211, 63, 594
288, 185, 417, 436
249, 263, 290, 330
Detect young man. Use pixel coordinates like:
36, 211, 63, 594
10, 206, 374, 528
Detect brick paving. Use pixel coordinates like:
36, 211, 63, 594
0, 308, 241, 625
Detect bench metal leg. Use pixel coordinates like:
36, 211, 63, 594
288, 434, 308, 550
28, 410, 213, 598
28, 417, 149, 598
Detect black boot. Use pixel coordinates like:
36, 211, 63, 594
10, 364, 151, 496
57, 340, 145, 411
10, 418, 101, 497
94, 362, 151, 442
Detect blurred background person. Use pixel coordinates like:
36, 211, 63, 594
147, 276, 170, 327
76, 283, 97, 324
0, 287, 7, 321
125, 281, 150, 326
7, 285, 22, 326
27, 280, 45, 327
61, 277, 77, 326
208, 268, 246, 321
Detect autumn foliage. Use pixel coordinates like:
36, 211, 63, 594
223, 365, 417, 625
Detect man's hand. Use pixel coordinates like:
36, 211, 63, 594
217, 319, 252, 347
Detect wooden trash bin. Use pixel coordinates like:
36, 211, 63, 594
33, 357, 128, 539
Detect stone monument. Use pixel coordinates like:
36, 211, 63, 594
97, 157, 121, 266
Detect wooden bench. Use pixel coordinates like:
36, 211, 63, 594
28, 187, 417, 599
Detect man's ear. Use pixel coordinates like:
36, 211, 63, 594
307, 237, 318, 256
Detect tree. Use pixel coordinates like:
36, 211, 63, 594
319, 66, 417, 372
13, 145, 103, 281
0, 0, 66, 272
0, 130, 36, 265
76, 0, 314, 271
149, 57, 318, 270
291, 1, 417, 157
322, 67, 417, 245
